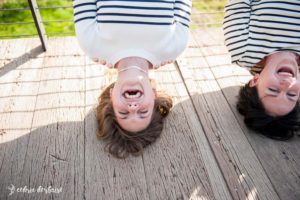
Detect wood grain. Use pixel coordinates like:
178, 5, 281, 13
176, 29, 280, 200
84, 50, 150, 200
0, 37, 85, 200
141, 64, 232, 200
2, 30, 298, 200
205, 29, 300, 200
0, 38, 44, 200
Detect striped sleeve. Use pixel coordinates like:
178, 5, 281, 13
174, 0, 192, 27
245, 0, 300, 70
72, 0, 191, 65
73, 0, 100, 60
223, 0, 300, 72
73, 0, 97, 23
223, 0, 251, 68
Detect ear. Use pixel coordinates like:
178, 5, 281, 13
249, 74, 260, 87
109, 88, 113, 99
152, 88, 157, 98
149, 79, 157, 97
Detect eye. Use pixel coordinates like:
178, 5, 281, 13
139, 110, 148, 114
138, 110, 148, 119
287, 92, 297, 97
268, 88, 279, 93
118, 111, 129, 115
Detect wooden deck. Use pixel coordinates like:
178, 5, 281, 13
0, 28, 299, 200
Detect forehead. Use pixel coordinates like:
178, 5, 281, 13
261, 96, 296, 116
117, 116, 152, 132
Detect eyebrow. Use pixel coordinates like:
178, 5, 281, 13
117, 115, 148, 120
118, 116, 127, 120
262, 94, 297, 102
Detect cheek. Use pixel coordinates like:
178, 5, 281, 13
143, 99, 155, 110
143, 91, 156, 106
296, 78, 300, 87
258, 76, 277, 90
293, 78, 300, 92
256, 83, 266, 99
110, 93, 122, 111
111, 88, 122, 102
111, 99, 122, 111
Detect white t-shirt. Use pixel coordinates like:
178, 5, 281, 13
73, 0, 191, 67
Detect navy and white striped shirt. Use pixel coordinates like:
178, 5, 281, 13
223, 0, 300, 74
73, 0, 191, 67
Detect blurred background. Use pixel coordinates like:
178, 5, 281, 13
0, 0, 227, 39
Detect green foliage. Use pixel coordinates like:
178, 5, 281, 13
192, 0, 226, 28
193, 0, 226, 11
0, 0, 227, 38
0, 0, 74, 38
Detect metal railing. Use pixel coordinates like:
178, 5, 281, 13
0, 0, 74, 51
0, 0, 225, 52
28, 0, 47, 51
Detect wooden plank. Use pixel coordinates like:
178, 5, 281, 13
84, 55, 150, 200
176, 29, 280, 200
0, 39, 8, 67
0, 38, 44, 78
1, 38, 28, 60
0, 38, 44, 199
0, 37, 85, 200
141, 64, 232, 200
84, 50, 231, 199
207, 29, 300, 200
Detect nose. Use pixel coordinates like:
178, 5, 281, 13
279, 79, 292, 90
127, 102, 139, 110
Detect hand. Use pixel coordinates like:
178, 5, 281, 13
92, 58, 106, 65
153, 60, 173, 69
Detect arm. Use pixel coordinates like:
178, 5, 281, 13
223, 0, 251, 64
73, 0, 100, 61
174, 0, 192, 27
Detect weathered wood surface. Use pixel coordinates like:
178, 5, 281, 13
0, 37, 85, 200
1, 30, 299, 200
200, 29, 300, 200
0, 36, 230, 200
83, 43, 231, 199
178, 28, 300, 200
177, 30, 279, 200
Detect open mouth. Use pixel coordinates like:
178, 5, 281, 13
277, 66, 295, 77
123, 89, 143, 99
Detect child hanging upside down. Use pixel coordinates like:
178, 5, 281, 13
73, 0, 192, 158
223, 0, 300, 140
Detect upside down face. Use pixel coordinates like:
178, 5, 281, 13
110, 68, 156, 132
250, 51, 300, 116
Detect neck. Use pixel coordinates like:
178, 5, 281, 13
115, 57, 151, 73
118, 66, 148, 74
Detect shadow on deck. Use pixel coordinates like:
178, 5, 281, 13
0, 28, 299, 200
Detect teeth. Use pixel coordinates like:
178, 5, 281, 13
124, 91, 142, 99
278, 71, 294, 77
278, 67, 294, 76
278, 71, 292, 75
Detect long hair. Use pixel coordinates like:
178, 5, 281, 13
96, 83, 173, 158
237, 82, 300, 140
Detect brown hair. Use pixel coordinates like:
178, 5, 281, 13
96, 83, 173, 158
237, 82, 300, 140
238, 51, 300, 140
